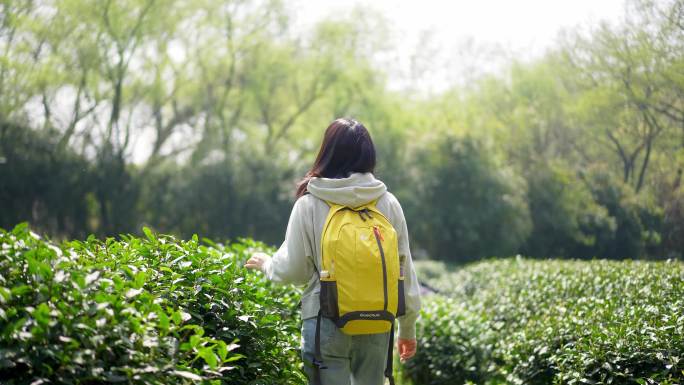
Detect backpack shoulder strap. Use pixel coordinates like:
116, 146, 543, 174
322, 200, 346, 224
385, 320, 396, 385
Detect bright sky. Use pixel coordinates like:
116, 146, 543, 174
291, 0, 626, 93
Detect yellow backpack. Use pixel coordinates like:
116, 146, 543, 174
312, 199, 406, 385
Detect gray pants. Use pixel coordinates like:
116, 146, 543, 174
301, 317, 391, 385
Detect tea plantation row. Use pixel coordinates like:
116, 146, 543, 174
404, 258, 684, 385
0, 223, 304, 384
3, 223, 683, 385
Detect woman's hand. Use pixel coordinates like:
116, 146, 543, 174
244, 252, 270, 272
397, 338, 417, 362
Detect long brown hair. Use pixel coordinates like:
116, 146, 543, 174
295, 118, 376, 198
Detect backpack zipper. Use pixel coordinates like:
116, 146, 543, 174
373, 226, 388, 311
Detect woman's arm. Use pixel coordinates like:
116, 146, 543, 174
245, 196, 316, 286
387, 193, 422, 360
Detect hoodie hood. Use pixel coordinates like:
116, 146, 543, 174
307, 172, 387, 208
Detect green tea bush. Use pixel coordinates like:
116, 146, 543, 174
408, 258, 684, 385
0, 223, 304, 384
404, 297, 495, 385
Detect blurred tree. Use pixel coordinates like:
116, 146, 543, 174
520, 161, 611, 258
0, 120, 93, 238
583, 167, 663, 259
563, 0, 683, 194
414, 136, 532, 263
0, 0, 682, 261
0, 1, 37, 120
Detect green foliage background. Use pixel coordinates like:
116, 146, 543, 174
1, 0, 683, 262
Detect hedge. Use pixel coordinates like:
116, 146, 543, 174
4, 222, 683, 385
0, 223, 304, 384
405, 258, 684, 385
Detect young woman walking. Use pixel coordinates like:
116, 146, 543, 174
245, 118, 421, 385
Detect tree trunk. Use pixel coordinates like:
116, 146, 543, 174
635, 135, 652, 193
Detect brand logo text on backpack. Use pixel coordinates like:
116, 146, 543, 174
359, 312, 382, 318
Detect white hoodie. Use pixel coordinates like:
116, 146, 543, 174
262, 172, 421, 339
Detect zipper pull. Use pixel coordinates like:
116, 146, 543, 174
373, 226, 384, 242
